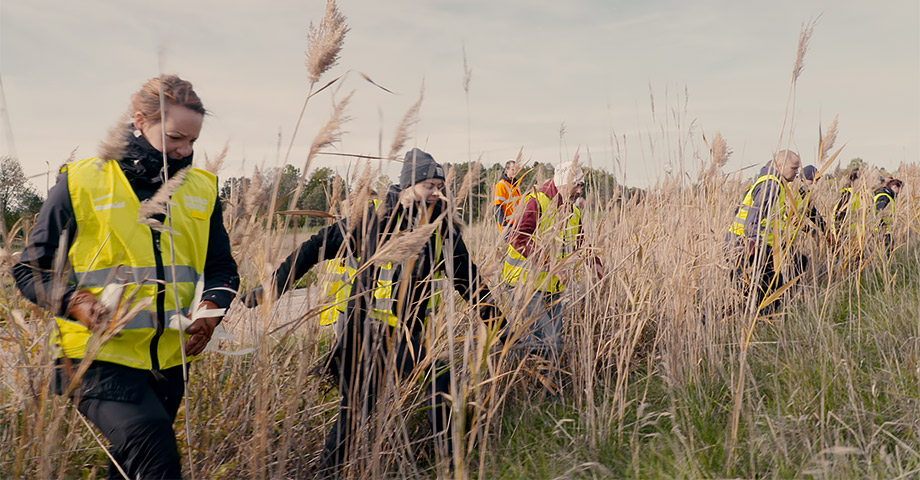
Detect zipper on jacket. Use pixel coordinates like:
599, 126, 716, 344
150, 229, 166, 372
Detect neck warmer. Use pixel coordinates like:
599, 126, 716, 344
118, 127, 193, 193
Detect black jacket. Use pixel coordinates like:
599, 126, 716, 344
13, 129, 239, 316
874, 186, 895, 212
270, 186, 494, 338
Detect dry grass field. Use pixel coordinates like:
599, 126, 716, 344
1, 4, 918, 479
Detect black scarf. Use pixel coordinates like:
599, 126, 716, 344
118, 127, 193, 200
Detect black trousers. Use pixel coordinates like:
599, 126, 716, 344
319, 322, 452, 478
732, 246, 808, 313
55, 361, 185, 480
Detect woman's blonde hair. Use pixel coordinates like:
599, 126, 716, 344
131, 74, 205, 124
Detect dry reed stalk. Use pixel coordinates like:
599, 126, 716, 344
287, 91, 353, 213
388, 88, 424, 161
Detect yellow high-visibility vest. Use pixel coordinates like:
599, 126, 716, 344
318, 199, 381, 326
56, 157, 215, 370
370, 226, 444, 326
318, 257, 358, 326
727, 174, 786, 248
874, 191, 895, 234
501, 191, 582, 293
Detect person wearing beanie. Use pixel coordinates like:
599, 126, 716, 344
833, 167, 862, 236
241, 148, 502, 477
501, 159, 603, 391
796, 164, 827, 235
801, 165, 818, 185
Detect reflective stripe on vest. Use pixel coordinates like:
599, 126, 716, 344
727, 174, 786, 247
501, 191, 582, 293
57, 157, 215, 370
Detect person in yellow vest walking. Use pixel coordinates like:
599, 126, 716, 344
873, 177, 903, 253
493, 160, 521, 231
502, 160, 603, 365
833, 167, 862, 237
13, 75, 239, 479
725, 150, 804, 312
242, 148, 501, 477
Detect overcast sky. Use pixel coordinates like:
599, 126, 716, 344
1, 0, 918, 193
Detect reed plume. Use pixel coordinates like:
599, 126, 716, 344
369, 211, 446, 266
287, 91, 353, 211
347, 162, 376, 229
244, 166, 268, 218
137, 167, 190, 232
97, 114, 132, 161
819, 114, 838, 164
203, 142, 229, 174
792, 18, 817, 82
462, 44, 472, 95
305, 0, 349, 84
701, 131, 732, 181
457, 157, 482, 202
388, 88, 424, 160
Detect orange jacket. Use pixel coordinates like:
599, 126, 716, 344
493, 175, 521, 229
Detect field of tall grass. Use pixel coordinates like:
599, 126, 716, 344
1, 4, 918, 479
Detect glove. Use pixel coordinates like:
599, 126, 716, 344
241, 286, 264, 308
66, 289, 110, 333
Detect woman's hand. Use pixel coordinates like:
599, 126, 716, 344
66, 290, 110, 333
184, 300, 221, 356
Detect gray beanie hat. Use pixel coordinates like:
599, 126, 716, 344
801, 165, 818, 181
400, 148, 445, 188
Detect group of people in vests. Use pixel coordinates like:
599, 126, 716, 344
12, 72, 904, 479
13, 73, 602, 478
725, 150, 903, 312
241, 151, 603, 476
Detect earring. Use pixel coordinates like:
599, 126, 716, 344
133, 129, 142, 138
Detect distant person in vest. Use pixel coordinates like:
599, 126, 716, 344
502, 160, 604, 368
241, 148, 501, 478
797, 164, 827, 235
833, 167, 861, 236
13, 75, 239, 479
493, 159, 522, 231
873, 177, 902, 253
725, 150, 804, 312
